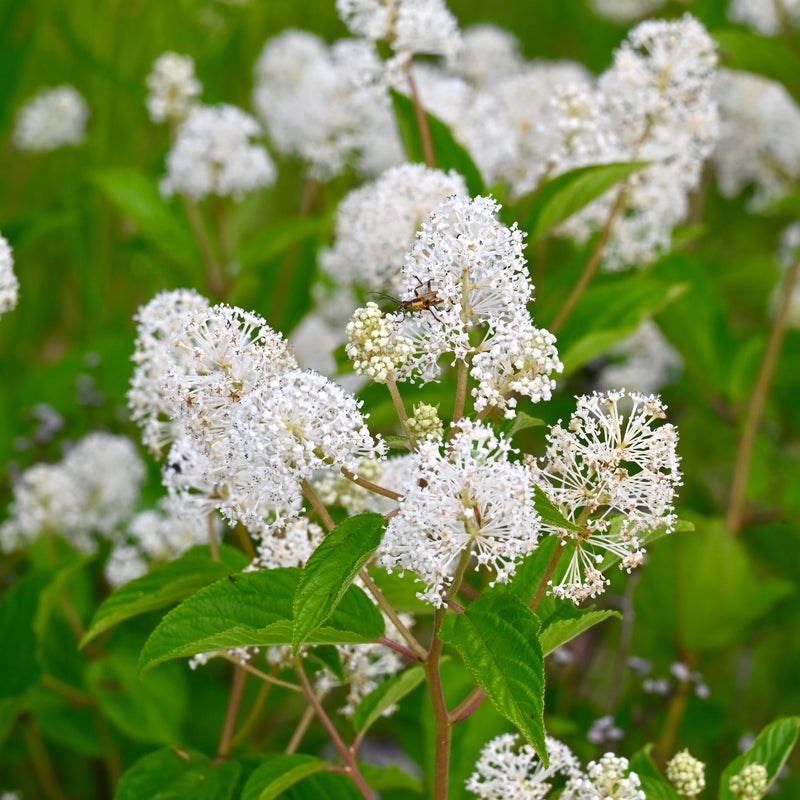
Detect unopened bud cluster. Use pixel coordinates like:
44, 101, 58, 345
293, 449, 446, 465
407, 402, 443, 441
729, 764, 769, 800
346, 302, 414, 382
666, 750, 706, 796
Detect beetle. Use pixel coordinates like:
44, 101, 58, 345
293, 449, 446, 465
371, 277, 446, 322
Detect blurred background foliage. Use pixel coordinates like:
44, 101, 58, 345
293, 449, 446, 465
1, 0, 800, 798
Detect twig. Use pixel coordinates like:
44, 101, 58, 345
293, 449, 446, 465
405, 64, 435, 168
340, 467, 403, 501
216, 665, 246, 759
286, 704, 317, 754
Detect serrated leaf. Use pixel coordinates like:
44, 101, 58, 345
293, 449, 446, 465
539, 609, 620, 656
439, 588, 547, 763
390, 89, 484, 195
353, 664, 426, 733
0, 568, 53, 698
81, 545, 249, 648
719, 717, 800, 800
139, 568, 384, 673
90, 169, 201, 279
293, 512, 386, 653
241, 754, 329, 800
522, 161, 648, 242
114, 747, 241, 800
532, 486, 585, 535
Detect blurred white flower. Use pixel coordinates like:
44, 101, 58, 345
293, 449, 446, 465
146, 51, 202, 124
161, 104, 276, 199
728, 0, 800, 34
563, 753, 645, 800
13, 85, 89, 152
447, 24, 525, 88
0, 233, 18, 317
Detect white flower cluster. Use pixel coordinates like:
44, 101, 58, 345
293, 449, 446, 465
0, 233, 18, 317
248, 516, 325, 571
320, 163, 467, 292
729, 763, 770, 800
666, 750, 706, 796
128, 288, 211, 457
336, 0, 461, 63
379, 194, 562, 418
13, 85, 89, 152
466, 733, 581, 799
129, 297, 384, 538
728, 0, 800, 34
562, 753, 645, 800
379, 419, 541, 607
252, 30, 402, 178
559, 15, 719, 269
345, 303, 415, 383
596, 320, 682, 395
529, 390, 681, 604
713, 69, 800, 211
160, 104, 276, 200
0, 433, 146, 554
448, 24, 526, 89
145, 51, 202, 125
104, 494, 215, 587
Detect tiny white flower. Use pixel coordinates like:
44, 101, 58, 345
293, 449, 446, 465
146, 51, 202, 124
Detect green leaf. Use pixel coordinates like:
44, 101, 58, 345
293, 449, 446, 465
539, 608, 620, 656
238, 214, 333, 274
507, 535, 562, 605
306, 644, 345, 682
719, 717, 800, 800
532, 486, 585, 535
390, 89, 484, 195
139, 567, 384, 673
90, 169, 201, 280
114, 747, 241, 800
522, 161, 648, 242
713, 29, 800, 97
353, 664, 427, 733
502, 411, 546, 439
86, 645, 187, 744
0, 568, 53, 698
358, 763, 424, 795
241, 754, 329, 800
557, 278, 689, 376
369, 567, 433, 615
81, 545, 249, 648
266, 772, 362, 800
293, 512, 386, 652
630, 748, 680, 800
439, 588, 547, 763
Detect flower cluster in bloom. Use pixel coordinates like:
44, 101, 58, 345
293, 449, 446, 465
336, 0, 461, 64
145, 51, 202, 125
320, 163, 467, 292
0, 233, 18, 317
13, 86, 90, 152
729, 764, 770, 800
559, 15, 719, 269
345, 303, 415, 382
529, 391, 681, 603
384, 195, 562, 417
128, 288, 211, 457
379, 419, 541, 607
247, 517, 325, 571
252, 30, 402, 178
562, 753, 645, 800
728, 0, 800, 34
596, 320, 682, 395
666, 750, 706, 796
160, 104, 276, 200
466, 733, 581, 799
0, 433, 145, 554
713, 69, 800, 211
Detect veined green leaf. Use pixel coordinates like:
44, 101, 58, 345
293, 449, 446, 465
353, 664, 426, 733
241, 754, 330, 800
139, 567, 384, 673
293, 512, 386, 653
